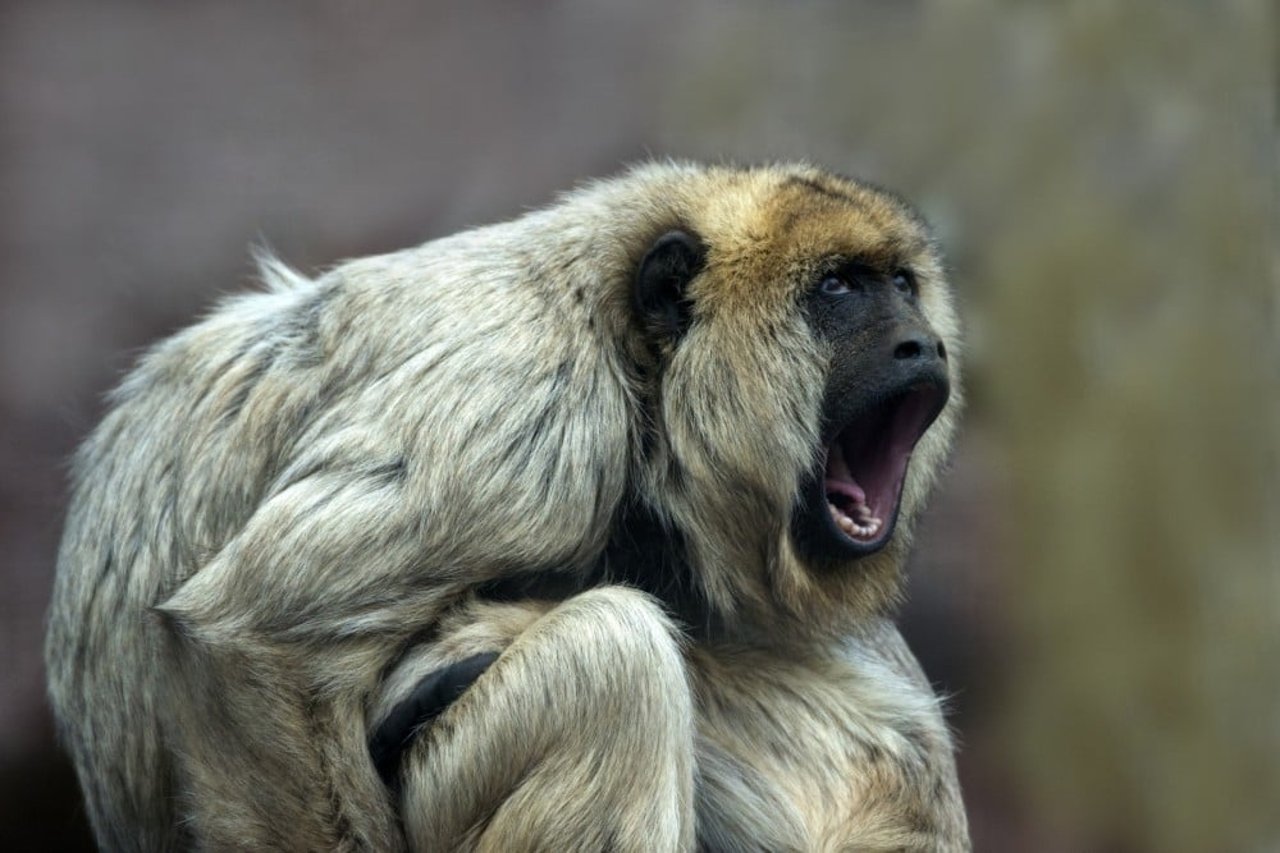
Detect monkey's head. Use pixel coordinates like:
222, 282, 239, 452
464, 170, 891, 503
625, 164, 961, 632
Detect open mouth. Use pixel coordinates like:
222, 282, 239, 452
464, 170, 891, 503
819, 382, 948, 552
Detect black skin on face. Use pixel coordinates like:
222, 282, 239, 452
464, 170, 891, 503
791, 261, 950, 564
806, 262, 945, 437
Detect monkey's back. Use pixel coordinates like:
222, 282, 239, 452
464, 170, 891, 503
45, 212, 640, 848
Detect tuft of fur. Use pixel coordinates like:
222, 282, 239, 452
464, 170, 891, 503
47, 161, 967, 850
251, 244, 311, 293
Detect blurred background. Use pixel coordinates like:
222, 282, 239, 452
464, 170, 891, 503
1, 1, 1275, 850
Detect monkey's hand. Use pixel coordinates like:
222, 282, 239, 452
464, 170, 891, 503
369, 652, 498, 789
371, 587, 696, 853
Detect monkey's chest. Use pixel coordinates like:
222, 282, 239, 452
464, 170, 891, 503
689, 650, 955, 852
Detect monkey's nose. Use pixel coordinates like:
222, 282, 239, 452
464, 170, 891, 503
893, 334, 947, 362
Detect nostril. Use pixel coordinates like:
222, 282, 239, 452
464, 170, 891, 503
894, 336, 946, 361
893, 339, 923, 360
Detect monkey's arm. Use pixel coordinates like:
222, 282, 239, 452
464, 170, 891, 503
159, 467, 438, 643
372, 588, 696, 853
148, 470, 597, 849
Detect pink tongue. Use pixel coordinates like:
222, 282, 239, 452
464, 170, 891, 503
825, 478, 866, 506
825, 443, 867, 505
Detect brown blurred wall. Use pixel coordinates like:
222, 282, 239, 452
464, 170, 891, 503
2, 2, 1275, 850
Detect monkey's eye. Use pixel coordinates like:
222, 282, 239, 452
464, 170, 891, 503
819, 274, 852, 296
891, 269, 916, 295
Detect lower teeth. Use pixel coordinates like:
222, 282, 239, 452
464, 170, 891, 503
828, 501, 882, 538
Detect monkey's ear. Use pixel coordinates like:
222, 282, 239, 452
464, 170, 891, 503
634, 230, 706, 339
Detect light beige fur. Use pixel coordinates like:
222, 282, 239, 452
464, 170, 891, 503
46, 161, 967, 851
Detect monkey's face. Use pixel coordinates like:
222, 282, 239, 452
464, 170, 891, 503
633, 166, 960, 621
790, 260, 950, 561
